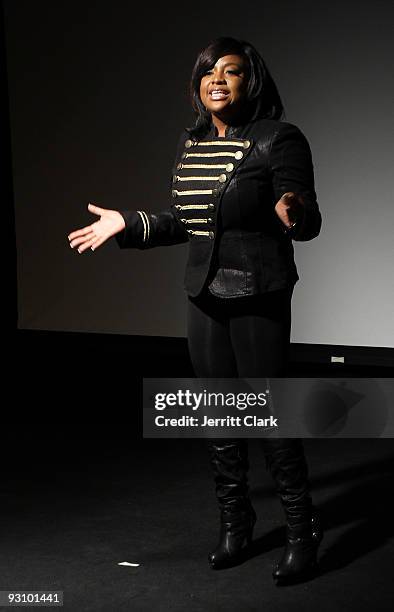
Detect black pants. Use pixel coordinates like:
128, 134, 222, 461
187, 287, 293, 377
187, 286, 309, 514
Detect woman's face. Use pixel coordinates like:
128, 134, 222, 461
199, 54, 248, 120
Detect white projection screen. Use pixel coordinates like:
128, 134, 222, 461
4, 0, 394, 348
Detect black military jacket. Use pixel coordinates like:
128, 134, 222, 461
116, 118, 322, 298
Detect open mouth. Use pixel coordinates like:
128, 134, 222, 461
209, 90, 230, 100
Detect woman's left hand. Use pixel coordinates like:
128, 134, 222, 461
274, 192, 304, 228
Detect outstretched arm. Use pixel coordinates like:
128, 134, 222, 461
68, 203, 189, 253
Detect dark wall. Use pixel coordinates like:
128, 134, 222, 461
4, 0, 394, 347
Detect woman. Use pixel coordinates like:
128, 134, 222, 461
68, 37, 323, 585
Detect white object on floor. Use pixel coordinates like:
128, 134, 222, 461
118, 562, 140, 566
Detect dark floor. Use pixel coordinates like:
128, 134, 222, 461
2, 332, 393, 611
2, 439, 394, 612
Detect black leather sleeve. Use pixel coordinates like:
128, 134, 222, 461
115, 131, 189, 249
269, 122, 322, 241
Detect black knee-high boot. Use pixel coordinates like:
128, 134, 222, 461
207, 439, 257, 569
262, 439, 323, 584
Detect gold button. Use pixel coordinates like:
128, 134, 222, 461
172, 189, 178, 198
175, 204, 181, 210
185, 139, 193, 148
212, 188, 220, 197
208, 203, 215, 210
177, 162, 182, 170
207, 218, 213, 224
181, 152, 187, 160
218, 174, 227, 183
243, 140, 251, 149
235, 150, 243, 160
226, 163, 234, 172
180, 218, 187, 224
208, 231, 215, 239
172, 175, 179, 183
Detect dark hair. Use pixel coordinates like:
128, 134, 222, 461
188, 37, 284, 139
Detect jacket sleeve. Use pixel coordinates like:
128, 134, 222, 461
115, 208, 189, 249
115, 131, 189, 249
269, 122, 322, 241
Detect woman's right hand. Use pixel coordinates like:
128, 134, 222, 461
68, 203, 126, 253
